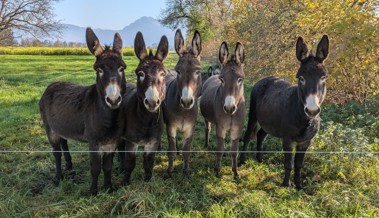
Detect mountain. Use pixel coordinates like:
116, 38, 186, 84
59, 16, 181, 48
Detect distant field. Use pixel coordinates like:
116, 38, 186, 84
0, 47, 137, 56
0, 54, 378, 217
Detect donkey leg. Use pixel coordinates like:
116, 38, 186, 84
282, 139, 293, 187
204, 120, 211, 148
214, 128, 226, 178
294, 141, 310, 190
123, 142, 136, 185
231, 139, 240, 180
231, 127, 242, 180
51, 143, 63, 184
240, 92, 258, 165
166, 125, 177, 178
117, 140, 126, 174
61, 139, 72, 171
48, 131, 63, 184
256, 128, 267, 163
89, 147, 101, 196
182, 126, 195, 177
102, 152, 114, 192
143, 145, 158, 182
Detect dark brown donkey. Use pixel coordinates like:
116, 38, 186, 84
118, 32, 168, 184
240, 35, 329, 189
163, 29, 202, 178
200, 42, 246, 179
39, 28, 127, 195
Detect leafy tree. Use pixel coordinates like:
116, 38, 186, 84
161, 0, 379, 103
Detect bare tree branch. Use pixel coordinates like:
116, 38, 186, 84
0, 0, 61, 45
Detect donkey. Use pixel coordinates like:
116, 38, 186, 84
240, 35, 329, 189
200, 42, 246, 179
39, 27, 127, 195
201, 65, 220, 83
118, 32, 168, 185
163, 29, 202, 178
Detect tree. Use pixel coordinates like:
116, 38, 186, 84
0, 0, 61, 44
161, 0, 379, 103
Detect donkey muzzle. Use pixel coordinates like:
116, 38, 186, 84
304, 94, 321, 118
144, 86, 161, 112
105, 83, 122, 109
180, 87, 195, 109
223, 96, 237, 115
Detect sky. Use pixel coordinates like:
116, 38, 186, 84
54, 0, 168, 30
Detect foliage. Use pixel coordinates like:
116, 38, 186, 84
0, 47, 136, 56
161, 0, 379, 103
0, 55, 378, 217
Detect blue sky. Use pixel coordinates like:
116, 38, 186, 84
54, 0, 167, 30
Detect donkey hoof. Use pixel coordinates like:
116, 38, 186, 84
90, 189, 98, 196
65, 163, 73, 171
295, 183, 303, 190
144, 175, 152, 182
282, 180, 290, 187
233, 174, 240, 181
256, 155, 263, 163
105, 185, 115, 193
163, 172, 172, 180
52, 174, 62, 185
183, 169, 191, 177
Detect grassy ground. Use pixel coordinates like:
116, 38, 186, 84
0, 54, 378, 217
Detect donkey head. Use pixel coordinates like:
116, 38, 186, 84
86, 27, 126, 109
218, 42, 245, 115
134, 32, 169, 112
174, 29, 202, 109
296, 35, 329, 118
208, 66, 220, 77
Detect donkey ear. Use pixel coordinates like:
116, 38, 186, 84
316, 35, 329, 62
113, 32, 123, 56
86, 27, 104, 56
155, 35, 169, 61
235, 42, 244, 65
219, 42, 229, 65
208, 66, 213, 76
191, 30, 202, 58
174, 29, 185, 57
296, 36, 308, 62
134, 32, 147, 61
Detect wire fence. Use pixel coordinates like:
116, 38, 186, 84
0, 150, 378, 154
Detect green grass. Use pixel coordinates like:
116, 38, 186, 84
0, 54, 378, 217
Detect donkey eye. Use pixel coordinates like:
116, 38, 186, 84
196, 71, 201, 75
138, 71, 145, 81
237, 78, 243, 85
299, 76, 305, 84
118, 66, 124, 72
320, 75, 327, 81
220, 77, 225, 84
97, 68, 104, 76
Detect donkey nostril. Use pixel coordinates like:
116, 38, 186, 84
116, 96, 122, 104
106, 96, 111, 103
156, 99, 161, 106
144, 99, 149, 105
232, 105, 236, 112
189, 98, 194, 105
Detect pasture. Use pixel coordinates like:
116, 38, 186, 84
0, 53, 378, 217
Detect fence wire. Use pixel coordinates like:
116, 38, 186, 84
0, 150, 378, 154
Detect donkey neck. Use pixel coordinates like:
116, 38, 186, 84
136, 97, 161, 126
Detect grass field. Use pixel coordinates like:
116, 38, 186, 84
0, 54, 378, 217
